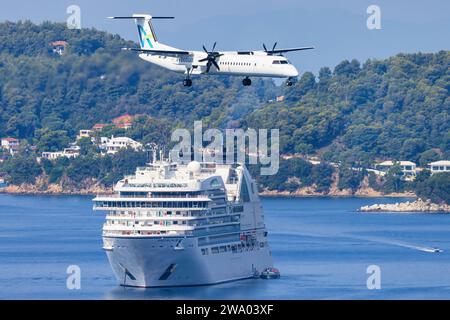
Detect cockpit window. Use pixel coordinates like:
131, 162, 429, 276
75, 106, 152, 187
273, 60, 289, 64
280, 60, 289, 64
272, 60, 280, 64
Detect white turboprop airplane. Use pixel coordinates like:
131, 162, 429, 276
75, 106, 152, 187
109, 14, 314, 87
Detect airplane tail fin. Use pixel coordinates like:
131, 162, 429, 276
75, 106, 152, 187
108, 14, 174, 50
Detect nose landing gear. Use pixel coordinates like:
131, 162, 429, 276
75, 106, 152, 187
286, 77, 295, 87
242, 77, 252, 86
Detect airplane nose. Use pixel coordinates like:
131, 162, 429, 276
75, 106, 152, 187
288, 66, 299, 77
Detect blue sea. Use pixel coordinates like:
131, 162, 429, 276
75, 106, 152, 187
1, 194, 450, 300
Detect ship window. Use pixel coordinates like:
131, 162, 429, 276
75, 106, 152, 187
210, 178, 221, 188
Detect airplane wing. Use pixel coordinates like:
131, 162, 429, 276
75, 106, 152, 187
265, 46, 315, 54
122, 48, 191, 55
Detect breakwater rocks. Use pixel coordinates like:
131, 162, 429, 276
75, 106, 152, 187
359, 199, 450, 213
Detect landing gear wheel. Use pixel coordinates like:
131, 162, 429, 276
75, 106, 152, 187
286, 77, 295, 87
242, 78, 252, 86
183, 79, 192, 87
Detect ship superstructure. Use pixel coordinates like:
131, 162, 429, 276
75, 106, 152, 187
93, 159, 273, 287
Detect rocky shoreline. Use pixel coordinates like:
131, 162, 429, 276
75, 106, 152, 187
359, 199, 450, 213
0, 184, 415, 198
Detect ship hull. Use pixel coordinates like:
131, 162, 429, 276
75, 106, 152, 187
104, 236, 274, 287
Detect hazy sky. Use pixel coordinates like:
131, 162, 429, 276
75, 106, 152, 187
1, 0, 448, 74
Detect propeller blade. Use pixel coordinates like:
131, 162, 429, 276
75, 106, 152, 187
272, 42, 278, 51
206, 61, 212, 73
202, 45, 208, 53
199, 57, 209, 62
263, 43, 268, 52
212, 42, 217, 52
212, 59, 220, 71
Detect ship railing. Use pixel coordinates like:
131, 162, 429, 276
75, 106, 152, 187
95, 194, 209, 199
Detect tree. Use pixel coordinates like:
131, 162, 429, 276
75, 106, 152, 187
415, 172, 450, 205
418, 149, 440, 167
77, 137, 96, 156
383, 165, 405, 193
35, 129, 70, 152
3, 153, 42, 184
338, 167, 364, 191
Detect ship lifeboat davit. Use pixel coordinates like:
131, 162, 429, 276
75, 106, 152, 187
260, 267, 281, 279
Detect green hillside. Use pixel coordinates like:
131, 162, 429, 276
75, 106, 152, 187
0, 21, 276, 141
245, 52, 450, 165
0, 21, 449, 202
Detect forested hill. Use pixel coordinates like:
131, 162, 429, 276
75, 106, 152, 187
246, 51, 450, 165
0, 21, 449, 166
0, 21, 276, 140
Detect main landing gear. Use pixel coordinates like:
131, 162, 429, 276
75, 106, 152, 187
183, 68, 193, 87
242, 77, 252, 86
183, 78, 192, 87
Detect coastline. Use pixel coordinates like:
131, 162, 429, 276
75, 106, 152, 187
0, 185, 415, 198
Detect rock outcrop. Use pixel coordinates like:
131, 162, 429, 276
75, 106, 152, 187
359, 198, 450, 213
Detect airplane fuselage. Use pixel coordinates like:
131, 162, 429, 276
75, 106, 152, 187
139, 51, 299, 78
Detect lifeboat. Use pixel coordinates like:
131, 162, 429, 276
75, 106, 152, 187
260, 267, 280, 279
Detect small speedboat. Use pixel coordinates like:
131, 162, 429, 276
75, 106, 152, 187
260, 267, 280, 279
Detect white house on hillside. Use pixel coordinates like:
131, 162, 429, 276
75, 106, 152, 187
41, 145, 80, 161
100, 136, 142, 154
1, 138, 20, 155
375, 160, 417, 180
76, 129, 93, 140
428, 160, 450, 174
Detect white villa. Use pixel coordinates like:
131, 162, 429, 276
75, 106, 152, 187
42, 145, 80, 160
375, 160, 417, 180
1, 138, 20, 155
76, 129, 93, 140
100, 136, 142, 154
428, 160, 450, 174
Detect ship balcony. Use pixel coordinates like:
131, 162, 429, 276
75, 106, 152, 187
102, 229, 193, 237
102, 224, 195, 232
105, 214, 198, 221
93, 205, 209, 211
94, 194, 211, 200
104, 211, 239, 221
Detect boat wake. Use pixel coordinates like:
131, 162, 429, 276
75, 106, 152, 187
346, 235, 443, 253
274, 230, 443, 253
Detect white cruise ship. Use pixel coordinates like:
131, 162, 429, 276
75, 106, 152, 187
93, 159, 274, 287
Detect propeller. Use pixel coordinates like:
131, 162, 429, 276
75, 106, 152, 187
199, 42, 223, 73
263, 42, 278, 55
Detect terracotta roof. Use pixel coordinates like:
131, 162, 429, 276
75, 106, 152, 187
112, 114, 134, 125
93, 123, 107, 130
50, 41, 68, 47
